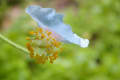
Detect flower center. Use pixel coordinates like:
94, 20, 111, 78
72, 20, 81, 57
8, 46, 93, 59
26, 27, 63, 64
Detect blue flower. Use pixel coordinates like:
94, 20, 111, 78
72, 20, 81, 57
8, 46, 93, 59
26, 5, 89, 48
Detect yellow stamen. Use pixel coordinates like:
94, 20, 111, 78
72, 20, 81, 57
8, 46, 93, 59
26, 27, 63, 64
46, 49, 53, 54
52, 40, 61, 48
47, 31, 52, 36
53, 51, 58, 60
38, 28, 43, 33
26, 43, 34, 58
26, 43, 31, 50
46, 38, 50, 41
41, 33, 45, 39
29, 31, 35, 35
30, 51, 34, 58
49, 56, 54, 64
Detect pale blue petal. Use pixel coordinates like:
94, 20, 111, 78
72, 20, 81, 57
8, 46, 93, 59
26, 5, 89, 47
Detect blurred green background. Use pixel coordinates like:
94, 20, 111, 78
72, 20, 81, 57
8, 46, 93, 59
0, 0, 120, 80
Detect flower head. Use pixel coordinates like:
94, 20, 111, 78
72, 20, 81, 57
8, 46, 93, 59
26, 27, 63, 64
25, 5, 89, 64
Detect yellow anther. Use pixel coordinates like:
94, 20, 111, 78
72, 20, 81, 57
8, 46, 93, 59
52, 40, 61, 48
49, 56, 54, 64
35, 54, 48, 64
46, 49, 53, 54
26, 43, 31, 50
30, 52, 34, 58
26, 37, 30, 40
41, 33, 45, 39
53, 51, 58, 60
47, 31, 52, 36
38, 28, 43, 33
46, 38, 50, 41
29, 31, 35, 35
26, 43, 34, 58
30, 47, 34, 53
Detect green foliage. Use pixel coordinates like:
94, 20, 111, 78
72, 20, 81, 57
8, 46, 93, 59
0, 0, 120, 80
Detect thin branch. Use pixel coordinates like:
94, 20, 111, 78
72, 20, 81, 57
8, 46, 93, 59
0, 33, 29, 54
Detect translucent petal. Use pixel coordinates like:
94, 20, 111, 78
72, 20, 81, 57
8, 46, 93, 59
26, 5, 89, 48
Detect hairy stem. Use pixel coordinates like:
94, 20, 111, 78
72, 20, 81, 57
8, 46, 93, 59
0, 33, 29, 54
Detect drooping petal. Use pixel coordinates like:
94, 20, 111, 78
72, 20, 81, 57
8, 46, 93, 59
26, 5, 89, 48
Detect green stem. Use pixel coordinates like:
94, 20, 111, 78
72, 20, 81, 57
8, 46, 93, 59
0, 33, 29, 54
